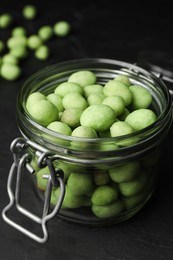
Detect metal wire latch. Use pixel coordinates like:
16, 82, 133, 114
2, 137, 65, 243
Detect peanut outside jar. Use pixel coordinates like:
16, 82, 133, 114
2, 58, 173, 243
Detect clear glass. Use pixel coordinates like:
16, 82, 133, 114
16, 58, 173, 225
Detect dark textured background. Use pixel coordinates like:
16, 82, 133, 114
0, 1, 173, 259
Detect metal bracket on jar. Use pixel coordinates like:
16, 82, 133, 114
2, 137, 65, 243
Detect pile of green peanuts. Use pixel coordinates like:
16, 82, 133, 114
27, 70, 159, 219
0, 5, 71, 81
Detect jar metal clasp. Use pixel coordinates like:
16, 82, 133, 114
2, 137, 65, 243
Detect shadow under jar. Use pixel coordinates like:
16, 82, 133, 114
2, 58, 173, 243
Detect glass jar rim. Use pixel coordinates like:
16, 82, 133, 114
17, 57, 173, 146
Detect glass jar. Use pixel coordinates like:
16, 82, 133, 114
2, 58, 173, 243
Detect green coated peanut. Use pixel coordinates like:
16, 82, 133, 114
53, 21, 71, 37
47, 93, 64, 112
125, 108, 157, 131
35, 45, 49, 60
80, 104, 115, 132
93, 171, 110, 186
115, 74, 131, 86
92, 200, 124, 218
87, 93, 105, 105
0, 13, 13, 28
62, 92, 88, 110
38, 25, 53, 41
129, 85, 152, 109
27, 35, 42, 49
22, 5, 37, 20
67, 172, 93, 196
119, 172, 147, 197
61, 108, 83, 128
109, 161, 140, 183
26, 91, 46, 111
84, 84, 103, 98
1, 63, 21, 81
102, 95, 125, 116
51, 186, 86, 209
103, 80, 132, 106
54, 82, 84, 97
123, 191, 147, 210
27, 99, 59, 126
68, 70, 96, 87
47, 121, 72, 136
91, 185, 118, 206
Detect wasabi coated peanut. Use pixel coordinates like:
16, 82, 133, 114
110, 121, 134, 136
110, 121, 137, 146
62, 190, 89, 209
47, 93, 64, 112
7, 36, 27, 49
38, 25, 53, 41
53, 21, 71, 37
119, 172, 147, 197
103, 80, 132, 106
98, 142, 119, 151
35, 45, 49, 60
0, 13, 13, 29
71, 126, 98, 138
123, 191, 146, 210
50, 188, 60, 206
27, 99, 59, 126
47, 121, 72, 136
61, 108, 83, 128
51, 186, 86, 209
62, 92, 88, 110
93, 171, 110, 186
80, 104, 115, 132
83, 84, 103, 98
115, 75, 131, 86
125, 108, 157, 131
87, 93, 105, 105
22, 5, 37, 20
68, 70, 96, 87
2, 53, 18, 65
92, 200, 124, 218
10, 46, 28, 59
27, 35, 42, 50
1, 63, 21, 81
109, 161, 140, 183
71, 126, 98, 150
11, 27, 27, 37
26, 91, 46, 110
102, 95, 125, 116
7, 35, 28, 60
91, 185, 118, 206
54, 82, 84, 97
129, 85, 152, 109
67, 172, 93, 195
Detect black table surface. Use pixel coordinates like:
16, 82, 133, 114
1, 1, 173, 259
